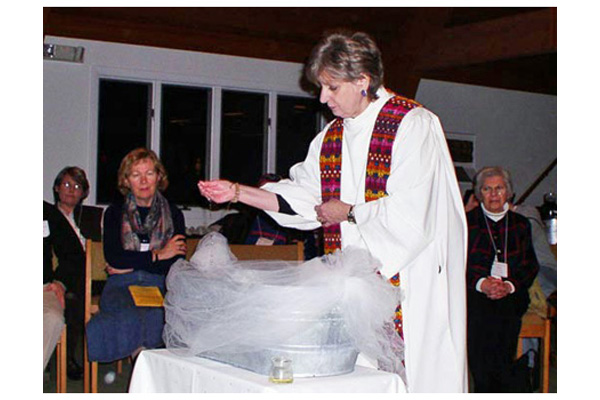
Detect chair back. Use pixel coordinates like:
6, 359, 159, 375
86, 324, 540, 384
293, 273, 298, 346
84, 239, 105, 324
230, 243, 304, 261
186, 237, 304, 261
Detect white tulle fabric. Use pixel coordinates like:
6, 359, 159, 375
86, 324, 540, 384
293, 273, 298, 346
163, 232, 406, 379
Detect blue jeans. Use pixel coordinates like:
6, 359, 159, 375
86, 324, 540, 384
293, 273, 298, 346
86, 270, 166, 362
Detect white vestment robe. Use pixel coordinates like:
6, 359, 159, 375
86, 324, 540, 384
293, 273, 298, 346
263, 88, 468, 393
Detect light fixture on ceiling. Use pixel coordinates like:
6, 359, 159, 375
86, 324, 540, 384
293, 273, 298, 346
43, 43, 85, 63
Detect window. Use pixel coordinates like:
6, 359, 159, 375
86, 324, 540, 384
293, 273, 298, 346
275, 95, 322, 176
95, 78, 322, 207
445, 132, 476, 192
220, 90, 268, 186
97, 79, 151, 204
160, 85, 211, 207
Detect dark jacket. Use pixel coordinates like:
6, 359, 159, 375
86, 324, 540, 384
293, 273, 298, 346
102, 199, 186, 276
466, 206, 540, 317
43, 201, 103, 294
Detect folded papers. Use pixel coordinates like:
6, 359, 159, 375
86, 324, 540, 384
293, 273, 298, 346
129, 285, 164, 307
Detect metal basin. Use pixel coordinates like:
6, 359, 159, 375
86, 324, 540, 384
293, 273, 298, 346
200, 309, 359, 377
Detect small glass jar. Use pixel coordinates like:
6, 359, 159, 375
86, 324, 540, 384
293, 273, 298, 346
269, 356, 293, 384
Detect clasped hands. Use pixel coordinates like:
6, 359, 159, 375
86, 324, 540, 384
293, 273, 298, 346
315, 199, 352, 227
480, 277, 512, 300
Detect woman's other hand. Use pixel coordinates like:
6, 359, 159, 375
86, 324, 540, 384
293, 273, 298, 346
155, 234, 187, 261
464, 194, 479, 213
44, 282, 66, 309
106, 263, 134, 275
315, 199, 352, 227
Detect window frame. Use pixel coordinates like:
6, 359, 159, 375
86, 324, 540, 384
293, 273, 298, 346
89, 66, 321, 208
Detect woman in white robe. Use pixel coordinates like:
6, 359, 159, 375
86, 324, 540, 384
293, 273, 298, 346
198, 31, 468, 393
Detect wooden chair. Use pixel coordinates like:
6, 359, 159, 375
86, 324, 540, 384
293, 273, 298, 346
83, 239, 102, 392
50, 253, 67, 392
55, 326, 67, 393
83, 239, 124, 393
516, 243, 557, 393
186, 237, 304, 261
230, 242, 304, 261
517, 300, 556, 393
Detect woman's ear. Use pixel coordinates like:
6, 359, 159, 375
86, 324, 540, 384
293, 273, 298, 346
356, 73, 370, 91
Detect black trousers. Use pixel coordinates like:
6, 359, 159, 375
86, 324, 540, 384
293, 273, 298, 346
467, 290, 528, 393
64, 291, 84, 363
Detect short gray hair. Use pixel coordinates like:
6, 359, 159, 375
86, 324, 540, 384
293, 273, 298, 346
473, 166, 514, 202
305, 31, 384, 101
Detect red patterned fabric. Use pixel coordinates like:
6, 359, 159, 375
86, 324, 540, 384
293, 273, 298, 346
319, 118, 344, 253
365, 96, 421, 201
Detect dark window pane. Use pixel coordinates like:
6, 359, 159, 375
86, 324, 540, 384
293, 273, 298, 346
220, 90, 267, 186
97, 79, 151, 204
160, 85, 211, 207
446, 138, 474, 163
276, 96, 321, 176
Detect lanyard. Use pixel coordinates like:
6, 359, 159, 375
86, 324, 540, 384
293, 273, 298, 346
483, 213, 508, 262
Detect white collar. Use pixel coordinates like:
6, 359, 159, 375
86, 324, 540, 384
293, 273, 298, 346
481, 202, 509, 222
344, 87, 391, 130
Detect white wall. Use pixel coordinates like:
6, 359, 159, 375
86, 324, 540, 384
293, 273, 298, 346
43, 36, 308, 227
44, 37, 557, 227
416, 79, 557, 206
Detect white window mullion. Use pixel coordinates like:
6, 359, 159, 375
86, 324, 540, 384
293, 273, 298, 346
266, 91, 278, 173
150, 81, 162, 156
88, 67, 101, 204
210, 87, 222, 179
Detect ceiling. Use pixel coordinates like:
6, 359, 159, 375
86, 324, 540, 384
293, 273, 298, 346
43, 7, 557, 98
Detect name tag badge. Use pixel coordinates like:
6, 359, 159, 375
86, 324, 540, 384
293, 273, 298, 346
140, 243, 150, 252
256, 237, 275, 246
491, 261, 508, 278
43, 220, 50, 238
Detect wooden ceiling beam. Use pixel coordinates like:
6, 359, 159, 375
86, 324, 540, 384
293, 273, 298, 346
379, 8, 453, 98
415, 8, 556, 71
43, 7, 557, 95
44, 9, 316, 63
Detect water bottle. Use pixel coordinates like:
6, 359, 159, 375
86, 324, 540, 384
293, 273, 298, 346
540, 192, 557, 245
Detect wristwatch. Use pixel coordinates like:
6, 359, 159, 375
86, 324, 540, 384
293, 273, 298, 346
347, 205, 357, 224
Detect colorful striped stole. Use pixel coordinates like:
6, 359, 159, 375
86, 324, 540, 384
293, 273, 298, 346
319, 94, 421, 337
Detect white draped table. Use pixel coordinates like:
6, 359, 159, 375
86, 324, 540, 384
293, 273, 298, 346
129, 349, 405, 393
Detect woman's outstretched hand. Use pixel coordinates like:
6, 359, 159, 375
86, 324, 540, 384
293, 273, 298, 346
198, 180, 236, 203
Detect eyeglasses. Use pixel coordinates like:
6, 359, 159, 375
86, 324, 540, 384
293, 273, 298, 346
481, 185, 506, 195
61, 181, 82, 191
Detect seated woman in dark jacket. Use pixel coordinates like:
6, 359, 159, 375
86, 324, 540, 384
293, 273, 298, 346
466, 166, 539, 392
48, 166, 103, 379
86, 148, 186, 363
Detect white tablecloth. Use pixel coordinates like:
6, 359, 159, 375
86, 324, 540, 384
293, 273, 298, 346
129, 349, 405, 393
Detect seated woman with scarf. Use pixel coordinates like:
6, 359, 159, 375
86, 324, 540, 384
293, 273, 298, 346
86, 148, 186, 362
